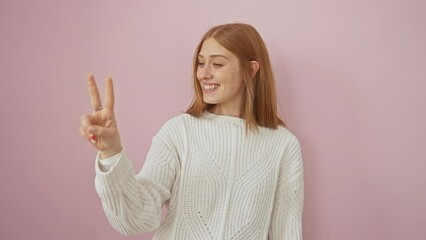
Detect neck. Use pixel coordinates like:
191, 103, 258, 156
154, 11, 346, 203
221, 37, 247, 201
209, 105, 242, 118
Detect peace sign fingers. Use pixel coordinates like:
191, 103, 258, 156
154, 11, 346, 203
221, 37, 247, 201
87, 73, 115, 112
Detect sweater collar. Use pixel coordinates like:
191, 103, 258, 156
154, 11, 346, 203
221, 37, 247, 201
201, 110, 245, 126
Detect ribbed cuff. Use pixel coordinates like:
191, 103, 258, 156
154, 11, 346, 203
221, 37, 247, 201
96, 149, 123, 172
94, 150, 136, 193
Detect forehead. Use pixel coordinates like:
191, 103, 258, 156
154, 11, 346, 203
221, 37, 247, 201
199, 38, 234, 59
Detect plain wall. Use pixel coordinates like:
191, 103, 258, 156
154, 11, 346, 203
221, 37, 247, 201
1, 0, 425, 239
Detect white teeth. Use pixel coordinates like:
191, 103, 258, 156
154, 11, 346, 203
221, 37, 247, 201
203, 84, 220, 90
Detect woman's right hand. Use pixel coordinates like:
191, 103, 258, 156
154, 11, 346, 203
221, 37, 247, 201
79, 73, 122, 159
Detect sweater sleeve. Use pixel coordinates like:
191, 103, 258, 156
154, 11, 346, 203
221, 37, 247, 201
269, 136, 304, 240
94, 131, 179, 235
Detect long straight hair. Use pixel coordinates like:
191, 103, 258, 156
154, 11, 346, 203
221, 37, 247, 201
186, 23, 285, 130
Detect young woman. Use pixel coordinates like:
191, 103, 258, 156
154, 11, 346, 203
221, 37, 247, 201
80, 23, 304, 240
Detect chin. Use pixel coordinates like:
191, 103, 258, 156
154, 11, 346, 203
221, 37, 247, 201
203, 97, 221, 105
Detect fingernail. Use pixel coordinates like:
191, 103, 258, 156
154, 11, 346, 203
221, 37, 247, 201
89, 134, 96, 143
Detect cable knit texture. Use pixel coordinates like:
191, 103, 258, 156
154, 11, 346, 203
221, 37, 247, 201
95, 111, 304, 239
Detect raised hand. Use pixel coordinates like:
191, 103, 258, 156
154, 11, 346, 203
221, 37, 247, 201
80, 73, 122, 158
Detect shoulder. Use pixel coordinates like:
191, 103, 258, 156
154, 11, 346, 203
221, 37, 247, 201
279, 127, 300, 144
155, 113, 196, 141
265, 127, 302, 158
263, 126, 301, 148
159, 113, 196, 131
274, 127, 303, 165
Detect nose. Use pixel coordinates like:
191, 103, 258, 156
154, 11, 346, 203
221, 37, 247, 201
197, 64, 213, 80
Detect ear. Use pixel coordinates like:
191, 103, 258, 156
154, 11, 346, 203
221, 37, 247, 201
250, 61, 260, 78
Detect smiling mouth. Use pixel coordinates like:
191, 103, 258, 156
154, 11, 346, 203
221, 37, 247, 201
202, 84, 220, 90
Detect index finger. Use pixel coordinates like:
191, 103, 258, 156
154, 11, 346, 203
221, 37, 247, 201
104, 76, 114, 110
87, 73, 102, 109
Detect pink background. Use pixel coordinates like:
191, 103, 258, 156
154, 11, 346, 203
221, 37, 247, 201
1, 0, 425, 239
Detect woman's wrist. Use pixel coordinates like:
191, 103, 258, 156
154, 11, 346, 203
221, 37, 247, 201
100, 146, 123, 159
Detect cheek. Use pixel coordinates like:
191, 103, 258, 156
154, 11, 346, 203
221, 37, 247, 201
231, 70, 244, 88
232, 64, 242, 78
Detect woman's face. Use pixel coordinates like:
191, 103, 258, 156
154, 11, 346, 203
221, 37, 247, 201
197, 38, 245, 111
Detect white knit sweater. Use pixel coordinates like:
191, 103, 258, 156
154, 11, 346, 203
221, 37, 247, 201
94, 111, 304, 239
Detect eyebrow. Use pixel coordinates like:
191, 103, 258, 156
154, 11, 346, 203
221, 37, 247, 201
198, 54, 229, 60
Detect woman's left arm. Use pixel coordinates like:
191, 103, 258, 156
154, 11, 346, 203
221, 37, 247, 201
268, 137, 304, 240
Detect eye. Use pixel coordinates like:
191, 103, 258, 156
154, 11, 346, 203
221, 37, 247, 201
198, 62, 205, 67
213, 63, 224, 68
